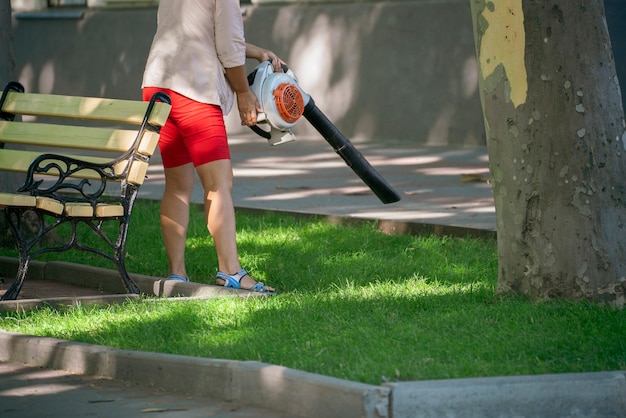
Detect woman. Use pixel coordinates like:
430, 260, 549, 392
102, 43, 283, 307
142, 0, 283, 293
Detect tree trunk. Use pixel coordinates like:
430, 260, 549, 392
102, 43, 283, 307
469, 0, 626, 306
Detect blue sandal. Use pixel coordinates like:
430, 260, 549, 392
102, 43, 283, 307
216, 269, 274, 294
167, 274, 189, 282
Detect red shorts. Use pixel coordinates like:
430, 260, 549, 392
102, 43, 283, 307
142, 87, 230, 168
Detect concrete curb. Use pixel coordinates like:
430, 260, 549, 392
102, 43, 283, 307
234, 207, 497, 240
0, 256, 267, 313
0, 330, 389, 418
0, 293, 142, 312
385, 373, 626, 418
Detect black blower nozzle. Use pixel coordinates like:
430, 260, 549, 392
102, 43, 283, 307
303, 99, 401, 204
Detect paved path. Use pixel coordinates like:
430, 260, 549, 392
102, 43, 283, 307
0, 362, 291, 418
139, 135, 496, 232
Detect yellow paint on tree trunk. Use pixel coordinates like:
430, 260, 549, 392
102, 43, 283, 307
479, 0, 528, 108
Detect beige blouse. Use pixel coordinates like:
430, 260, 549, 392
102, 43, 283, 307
142, 0, 246, 115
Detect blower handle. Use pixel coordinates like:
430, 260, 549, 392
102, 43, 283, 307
250, 124, 271, 140
303, 99, 401, 204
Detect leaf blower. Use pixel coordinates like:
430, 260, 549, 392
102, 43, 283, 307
247, 61, 401, 204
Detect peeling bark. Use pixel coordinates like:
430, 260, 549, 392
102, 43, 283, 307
470, 0, 626, 306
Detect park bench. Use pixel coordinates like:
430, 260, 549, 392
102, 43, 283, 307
0, 81, 171, 300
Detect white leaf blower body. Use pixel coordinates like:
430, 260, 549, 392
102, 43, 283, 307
248, 61, 310, 146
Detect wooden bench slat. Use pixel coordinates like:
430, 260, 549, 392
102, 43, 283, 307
64, 202, 94, 217
0, 149, 129, 179
127, 160, 150, 186
95, 203, 124, 218
0, 192, 37, 207
36, 196, 64, 215
0, 121, 160, 156
2, 91, 170, 127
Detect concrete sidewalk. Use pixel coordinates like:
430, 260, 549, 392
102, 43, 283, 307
0, 360, 293, 418
139, 134, 496, 235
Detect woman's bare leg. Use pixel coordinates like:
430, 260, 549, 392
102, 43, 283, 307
160, 163, 195, 279
196, 159, 274, 291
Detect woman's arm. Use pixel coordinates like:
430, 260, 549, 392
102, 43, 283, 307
246, 43, 285, 72
225, 44, 287, 126
224, 65, 259, 127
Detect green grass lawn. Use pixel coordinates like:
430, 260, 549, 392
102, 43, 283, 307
1, 199, 624, 385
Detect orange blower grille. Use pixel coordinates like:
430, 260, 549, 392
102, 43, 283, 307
273, 83, 304, 123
